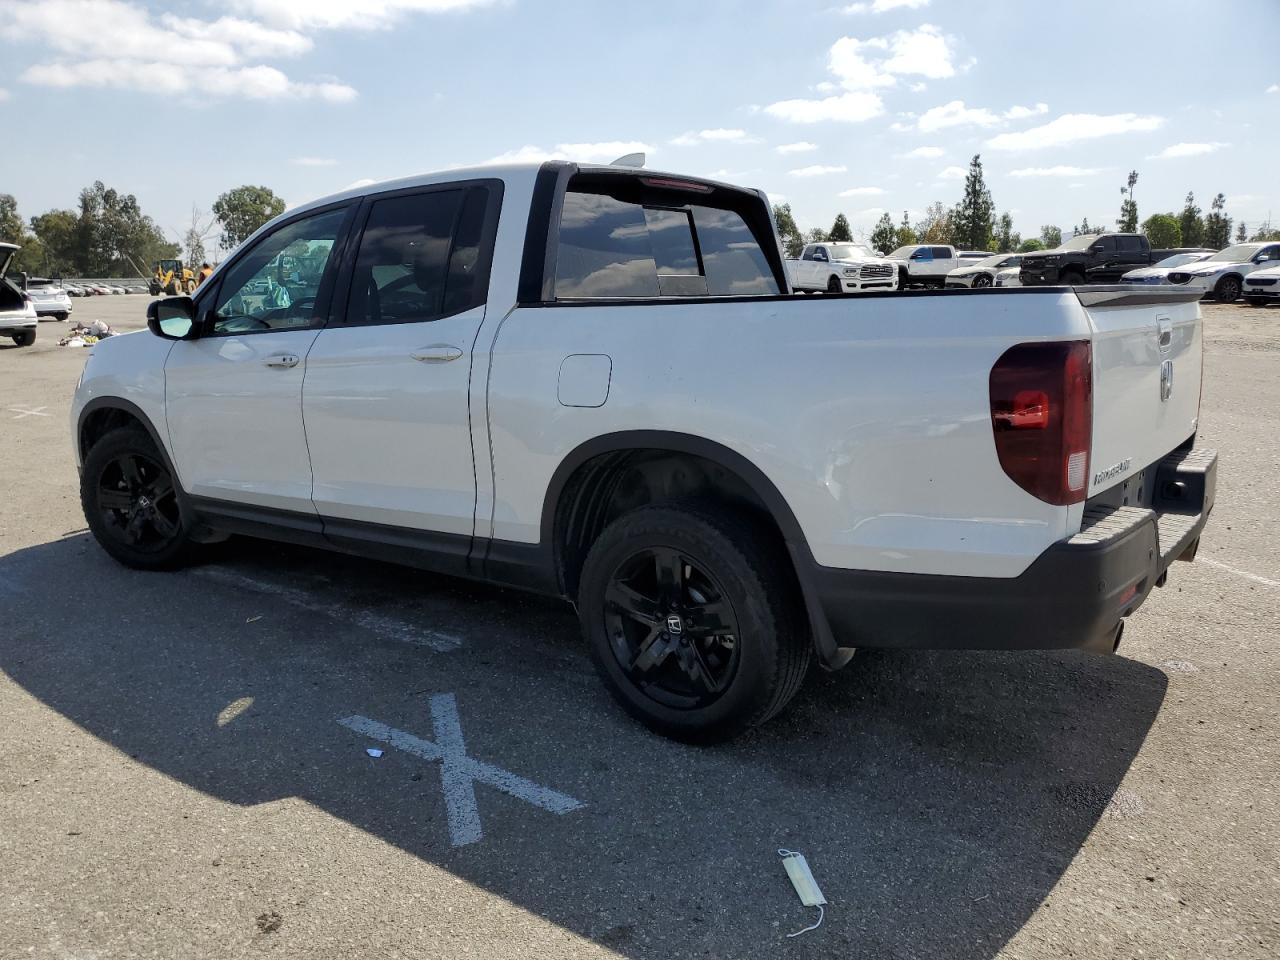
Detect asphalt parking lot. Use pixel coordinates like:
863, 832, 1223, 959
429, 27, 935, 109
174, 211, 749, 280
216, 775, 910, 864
2, 296, 1277, 959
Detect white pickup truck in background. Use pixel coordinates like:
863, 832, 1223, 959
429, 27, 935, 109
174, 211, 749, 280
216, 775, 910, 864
72, 161, 1216, 742
885, 243, 965, 288
786, 242, 898, 294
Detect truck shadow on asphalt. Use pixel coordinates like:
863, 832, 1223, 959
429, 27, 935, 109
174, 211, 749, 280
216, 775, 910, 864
1, 534, 1168, 959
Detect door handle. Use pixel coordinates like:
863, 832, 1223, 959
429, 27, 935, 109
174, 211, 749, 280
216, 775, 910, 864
411, 344, 463, 363
264, 354, 300, 368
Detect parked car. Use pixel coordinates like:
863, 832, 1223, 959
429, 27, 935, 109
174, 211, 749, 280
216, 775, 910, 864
957, 251, 994, 260
786, 242, 898, 294
1121, 251, 1215, 285
884, 244, 964, 288
22, 277, 74, 321
1166, 242, 1280, 303
0, 243, 39, 347
1242, 264, 1280, 306
945, 253, 1022, 288
71, 161, 1217, 742
1020, 233, 1164, 286
994, 266, 1021, 287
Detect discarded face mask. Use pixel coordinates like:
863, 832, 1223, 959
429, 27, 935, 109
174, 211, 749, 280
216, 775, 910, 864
778, 849, 827, 938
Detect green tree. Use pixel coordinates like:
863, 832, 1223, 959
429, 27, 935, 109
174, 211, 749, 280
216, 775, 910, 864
951, 154, 995, 250
1040, 225, 1062, 249
0, 194, 24, 245
1251, 223, 1280, 242
804, 226, 829, 244
1072, 217, 1102, 236
994, 211, 1020, 253
1117, 169, 1139, 232
828, 212, 853, 243
869, 212, 897, 254
1236, 222, 1247, 243
1203, 193, 1231, 249
0, 194, 46, 273
772, 203, 804, 259
212, 185, 286, 251
1017, 238, 1045, 252
894, 210, 917, 247
1142, 213, 1182, 248
30, 209, 81, 275
75, 181, 177, 276
1179, 191, 1205, 247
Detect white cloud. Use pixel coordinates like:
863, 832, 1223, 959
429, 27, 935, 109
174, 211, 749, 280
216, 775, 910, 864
670, 128, 759, 146
766, 25, 958, 123
1148, 141, 1229, 159
226, 0, 498, 30
776, 141, 819, 154
843, 0, 930, 12
937, 165, 966, 180
1009, 166, 1101, 177
838, 186, 886, 196
22, 59, 356, 101
484, 141, 654, 165
916, 99, 1000, 132
3, 0, 357, 102
901, 145, 944, 158
789, 164, 848, 177
765, 91, 885, 124
0, 87, 9, 102
986, 112, 1164, 150
292, 156, 338, 166
909, 82, 926, 93
1003, 102, 1048, 120
1267, 84, 1278, 94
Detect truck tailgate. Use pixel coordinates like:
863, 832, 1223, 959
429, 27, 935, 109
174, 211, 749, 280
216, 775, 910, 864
1079, 286, 1203, 496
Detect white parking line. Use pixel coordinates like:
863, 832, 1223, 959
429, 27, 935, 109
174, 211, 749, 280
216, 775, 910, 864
1200, 557, 1279, 589
339, 694, 584, 847
192, 566, 463, 652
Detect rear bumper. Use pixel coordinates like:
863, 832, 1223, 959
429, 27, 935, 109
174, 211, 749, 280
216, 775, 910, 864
805, 446, 1217, 662
0, 314, 38, 334
33, 299, 72, 316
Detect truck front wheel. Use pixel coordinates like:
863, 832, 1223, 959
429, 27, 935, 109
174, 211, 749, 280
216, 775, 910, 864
577, 502, 812, 743
826, 275, 842, 294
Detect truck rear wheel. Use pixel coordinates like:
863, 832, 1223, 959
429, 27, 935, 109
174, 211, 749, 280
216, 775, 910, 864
1062, 270, 1085, 286
577, 502, 811, 743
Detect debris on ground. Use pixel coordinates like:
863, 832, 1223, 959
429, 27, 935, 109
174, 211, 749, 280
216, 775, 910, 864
58, 319, 118, 346
778, 849, 827, 938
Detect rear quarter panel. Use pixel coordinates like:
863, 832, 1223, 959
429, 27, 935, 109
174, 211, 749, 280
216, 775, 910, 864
484, 289, 1093, 578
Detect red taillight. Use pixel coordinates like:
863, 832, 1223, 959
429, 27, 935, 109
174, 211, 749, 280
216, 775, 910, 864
639, 176, 714, 193
990, 340, 1092, 505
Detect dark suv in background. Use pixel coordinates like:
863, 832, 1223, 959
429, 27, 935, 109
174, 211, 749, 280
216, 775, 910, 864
1020, 233, 1195, 286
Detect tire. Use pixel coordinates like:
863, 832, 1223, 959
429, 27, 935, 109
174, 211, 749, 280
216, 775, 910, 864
1062, 270, 1085, 286
55, 311, 69, 322
12, 330, 35, 347
578, 502, 812, 743
1214, 275, 1242, 303
149, 282, 161, 296
826, 275, 842, 294
972, 273, 993, 288
80, 427, 196, 570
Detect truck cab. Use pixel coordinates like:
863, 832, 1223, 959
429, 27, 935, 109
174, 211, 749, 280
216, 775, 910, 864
1021, 233, 1152, 286
884, 244, 959, 288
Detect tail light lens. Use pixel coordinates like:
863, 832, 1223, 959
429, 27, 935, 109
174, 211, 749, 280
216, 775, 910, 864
990, 341, 1092, 505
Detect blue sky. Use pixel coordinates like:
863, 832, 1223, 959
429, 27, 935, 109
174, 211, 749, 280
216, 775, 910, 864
1, 0, 1277, 249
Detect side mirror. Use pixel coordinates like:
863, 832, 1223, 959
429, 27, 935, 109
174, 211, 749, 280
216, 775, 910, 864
147, 296, 199, 340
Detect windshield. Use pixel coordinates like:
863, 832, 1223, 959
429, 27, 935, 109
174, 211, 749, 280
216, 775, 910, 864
827, 244, 872, 261
973, 254, 1016, 268
1154, 253, 1210, 268
886, 246, 916, 259
1057, 235, 1099, 251
1207, 244, 1261, 263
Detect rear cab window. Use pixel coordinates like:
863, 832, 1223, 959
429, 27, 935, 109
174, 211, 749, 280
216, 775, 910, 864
552, 172, 783, 299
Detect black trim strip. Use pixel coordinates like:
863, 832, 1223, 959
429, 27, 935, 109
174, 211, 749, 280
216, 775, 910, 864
518, 162, 574, 304
514, 285, 1070, 309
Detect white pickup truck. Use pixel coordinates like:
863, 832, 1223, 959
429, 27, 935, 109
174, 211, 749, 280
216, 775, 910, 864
71, 162, 1216, 743
885, 243, 966, 288
786, 242, 898, 293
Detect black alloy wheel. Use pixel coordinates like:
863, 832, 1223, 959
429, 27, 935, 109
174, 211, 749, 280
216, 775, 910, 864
81, 428, 195, 569
1215, 275, 1241, 303
603, 546, 742, 711
973, 273, 993, 288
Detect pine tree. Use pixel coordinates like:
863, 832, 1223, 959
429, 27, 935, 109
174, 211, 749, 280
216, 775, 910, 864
1179, 191, 1205, 247
1203, 193, 1231, 249
895, 210, 917, 247
869, 212, 897, 254
951, 154, 995, 250
1236, 222, 1247, 243
828, 213, 853, 242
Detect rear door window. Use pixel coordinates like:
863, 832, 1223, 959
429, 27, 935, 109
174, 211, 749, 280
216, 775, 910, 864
554, 185, 779, 299
931, 246, 952, 259
1118, 236, 1142, 252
